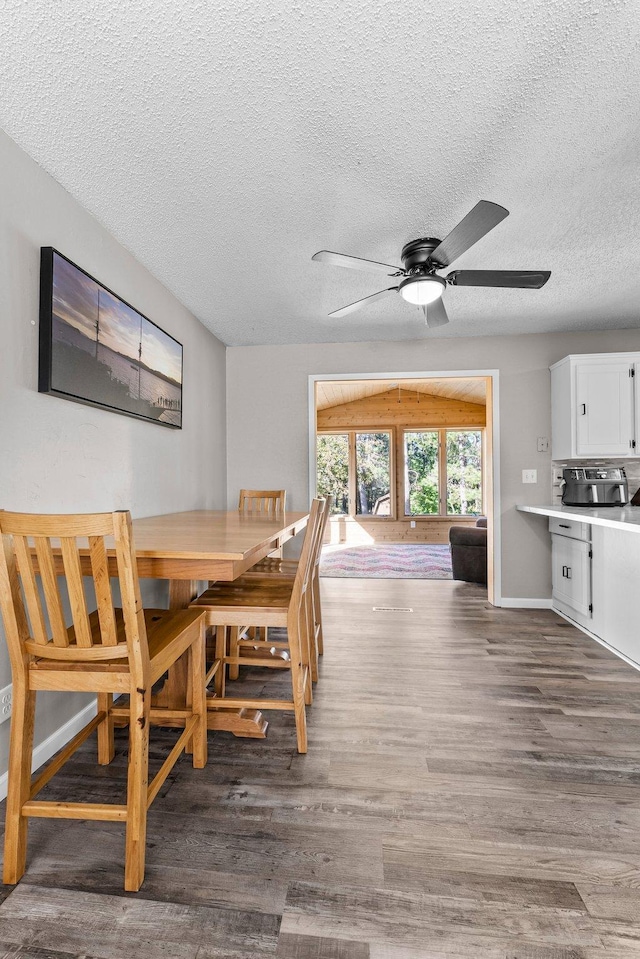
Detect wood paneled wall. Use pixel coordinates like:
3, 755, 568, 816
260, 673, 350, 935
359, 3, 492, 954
317, 388, 487, 544
317, 388, 486, 430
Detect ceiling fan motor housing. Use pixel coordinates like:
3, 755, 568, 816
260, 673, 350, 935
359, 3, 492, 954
401, 237, 442, 270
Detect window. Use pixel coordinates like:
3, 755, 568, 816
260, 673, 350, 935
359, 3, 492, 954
355, 432, 391, 515
318, 427, 482, 519
316, 433, 349, 514
404, 431, 439, 515
404, 429, 483, 516
446, 430, 483, 515
316, 431, 393, 517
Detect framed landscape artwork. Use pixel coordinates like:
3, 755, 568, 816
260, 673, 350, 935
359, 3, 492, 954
39, 248, 183, 428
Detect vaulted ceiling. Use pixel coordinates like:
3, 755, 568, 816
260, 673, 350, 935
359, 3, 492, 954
1, 1, 639, 347
316, 378, 487, 410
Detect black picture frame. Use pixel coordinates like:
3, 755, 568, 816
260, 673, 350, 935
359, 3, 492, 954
39, 248, 183, 429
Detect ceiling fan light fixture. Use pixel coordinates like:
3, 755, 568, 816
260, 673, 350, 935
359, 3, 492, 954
399, 274, 446, 306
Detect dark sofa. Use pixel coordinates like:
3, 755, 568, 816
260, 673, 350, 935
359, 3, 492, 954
449, 517, 487, 584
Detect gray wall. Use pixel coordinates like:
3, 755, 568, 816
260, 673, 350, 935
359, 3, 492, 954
0, 129, 226, 773
226, 330, 640, 600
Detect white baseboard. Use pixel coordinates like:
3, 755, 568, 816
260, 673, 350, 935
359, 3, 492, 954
0, 699, 97, 803
499, 597, 554, 609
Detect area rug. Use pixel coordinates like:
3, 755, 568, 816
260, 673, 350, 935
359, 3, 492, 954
320, 543, 453, 579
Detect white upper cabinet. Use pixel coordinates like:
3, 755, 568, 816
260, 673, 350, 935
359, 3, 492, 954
575, 360, 634, 456
551, 353, 639, 459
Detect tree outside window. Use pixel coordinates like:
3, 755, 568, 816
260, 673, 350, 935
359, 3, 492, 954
316, 433, 349, 514
355, 433, 391, 515
316, 431, 392, 517
446, 431, 482, 515
404, 429, 482, 516
317, 427, 482, 519
404, 431, 439, 514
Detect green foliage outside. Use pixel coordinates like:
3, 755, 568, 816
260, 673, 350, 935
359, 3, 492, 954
405, 430, 482, 515
317, 429, 482, 518
316, 433, 349, 513
446, 431, 482, 515
316, 432, 392, 515
355, 433, 390, 514
405, 431, 439, 514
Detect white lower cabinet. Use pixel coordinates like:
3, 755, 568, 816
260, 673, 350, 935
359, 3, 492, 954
590, 525, 640, 668
520, 506, 640, 671
551, 531, 592, 622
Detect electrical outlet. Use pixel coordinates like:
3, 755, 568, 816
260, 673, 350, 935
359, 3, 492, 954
522, 469, 537, 484
0, 685, 12, 724
410, 520, 416, 528
537, 437, 549, 452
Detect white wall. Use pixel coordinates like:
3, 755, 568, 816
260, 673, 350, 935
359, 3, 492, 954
226, 330, 640, 600
0, 129, 226, 774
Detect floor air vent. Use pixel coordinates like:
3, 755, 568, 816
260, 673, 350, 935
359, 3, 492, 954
372, 606, 413, 612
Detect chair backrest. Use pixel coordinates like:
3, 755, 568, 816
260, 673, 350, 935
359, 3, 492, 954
238, 489, 286, 516
313, 495, 332, 569
0, 510, 147, 676
287, 499, 324, 618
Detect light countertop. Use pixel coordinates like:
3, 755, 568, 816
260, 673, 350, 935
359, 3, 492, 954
517, 503, 640, 533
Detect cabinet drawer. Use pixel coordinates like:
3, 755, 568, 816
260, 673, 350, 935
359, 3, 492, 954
548, 516, 591, 541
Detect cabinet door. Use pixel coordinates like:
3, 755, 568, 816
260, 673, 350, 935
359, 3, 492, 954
575, 361, 634, 456
552, 534, 591, 616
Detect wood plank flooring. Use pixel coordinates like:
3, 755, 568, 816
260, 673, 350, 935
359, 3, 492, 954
2, 579, 640, 957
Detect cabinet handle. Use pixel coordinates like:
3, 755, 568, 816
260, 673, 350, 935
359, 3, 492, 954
559, 524, 570, 528
562, 565, 567, 577
566, 566, 572, 579
580, 403, 586, 415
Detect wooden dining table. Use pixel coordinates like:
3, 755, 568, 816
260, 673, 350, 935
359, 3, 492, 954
131, 508, 310, 738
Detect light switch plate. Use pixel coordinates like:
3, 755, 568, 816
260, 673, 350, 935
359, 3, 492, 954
522, 469, 537, 484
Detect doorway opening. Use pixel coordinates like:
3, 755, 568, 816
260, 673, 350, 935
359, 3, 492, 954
309, 372, 499, 604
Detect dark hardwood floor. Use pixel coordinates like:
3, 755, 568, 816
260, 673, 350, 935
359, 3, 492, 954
2, 579, 640, 957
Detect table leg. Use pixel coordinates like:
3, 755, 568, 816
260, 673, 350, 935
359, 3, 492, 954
151, 580, 198, 709
153, 579, 268, 739
169, 580, 200, 609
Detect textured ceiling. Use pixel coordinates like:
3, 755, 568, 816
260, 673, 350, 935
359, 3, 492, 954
1, 0, 639, 346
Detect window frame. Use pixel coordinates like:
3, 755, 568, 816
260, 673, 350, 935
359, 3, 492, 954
403, 428, 441, 517
402, 427, 485, 518
316, 425, 484, 521
316, 428, 396, 520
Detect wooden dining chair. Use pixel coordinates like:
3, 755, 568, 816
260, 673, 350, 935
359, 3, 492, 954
234, 489, 289, 645
238, 489, 286, 515
190, 498, 325, 753
234, 495, 332, 681
0, 509, 208, 892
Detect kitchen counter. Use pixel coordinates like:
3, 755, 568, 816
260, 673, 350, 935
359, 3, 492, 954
519, 502, 640, 670
517, 503, 640, 533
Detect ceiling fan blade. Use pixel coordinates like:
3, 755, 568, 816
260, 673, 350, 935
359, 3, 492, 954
328, 287, 399, 318
422, 297, 449, 328
448, 269, 550, 289
312, 250, 401, 275
430, 201, 509, 268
